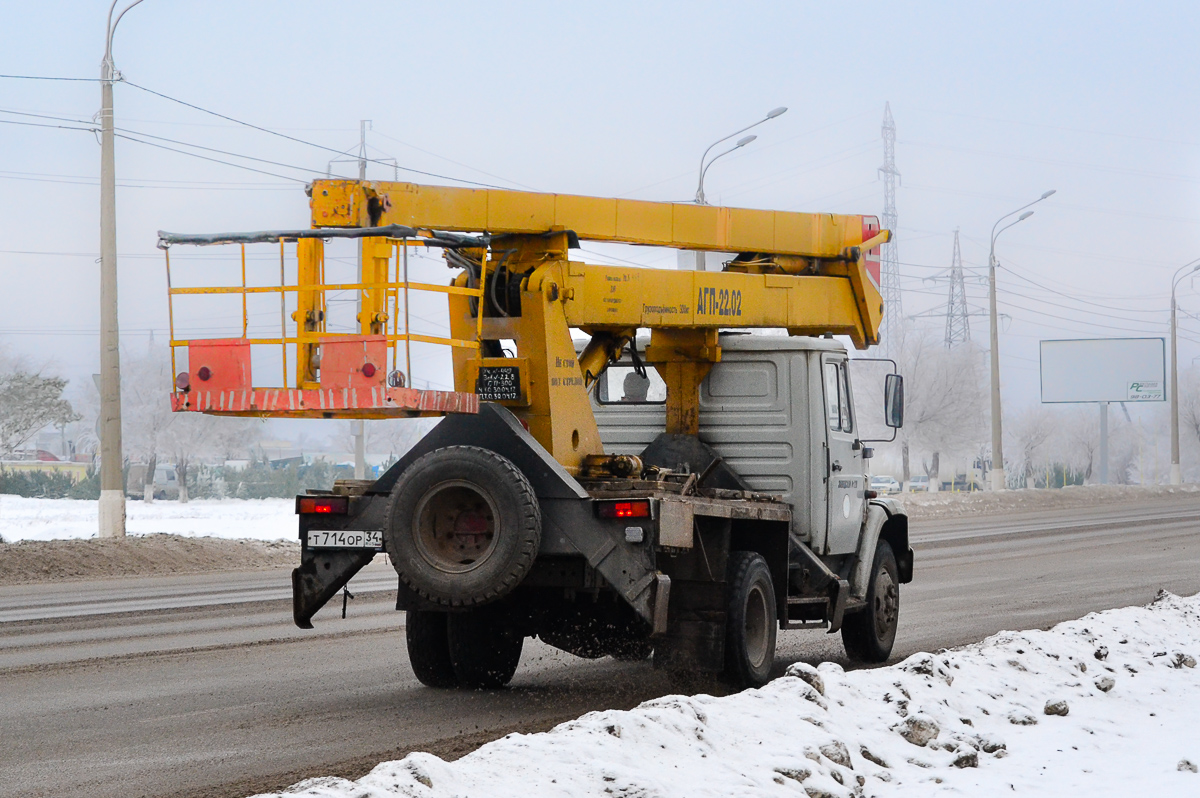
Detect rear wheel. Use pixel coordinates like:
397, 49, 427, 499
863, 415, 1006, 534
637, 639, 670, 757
723, 551, 777, 689
405, 610, 458, 688
842, 540, 899, 663
386, 446, 541, 607
447, 609, 524, 689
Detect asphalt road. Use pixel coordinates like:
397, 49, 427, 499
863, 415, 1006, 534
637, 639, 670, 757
4, 496, 1200, 798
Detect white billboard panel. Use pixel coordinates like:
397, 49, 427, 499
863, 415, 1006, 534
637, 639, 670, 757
1040, 338, 1165, 403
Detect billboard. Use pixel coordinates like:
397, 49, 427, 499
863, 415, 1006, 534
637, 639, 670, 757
1040, 338, 1166, 403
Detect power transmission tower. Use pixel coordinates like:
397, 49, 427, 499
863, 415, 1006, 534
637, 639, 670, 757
878, 102, 903, 355
944, 229, 971, 348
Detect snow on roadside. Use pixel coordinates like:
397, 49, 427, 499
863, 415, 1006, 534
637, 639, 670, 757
0, 495, 295, 542
904, 483, 1200, 521
257, 592, 1200, 798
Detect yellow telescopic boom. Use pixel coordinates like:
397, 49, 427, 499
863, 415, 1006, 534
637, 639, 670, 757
308, 180, 888, 471
163, 180, 888, 474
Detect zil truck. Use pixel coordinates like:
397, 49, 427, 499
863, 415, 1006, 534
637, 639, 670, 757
159, 180, 910, 690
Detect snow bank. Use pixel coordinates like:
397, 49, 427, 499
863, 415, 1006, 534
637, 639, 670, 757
257, 591, 1200, 798
904, 483, 1200, 520
0, 496, 295, 542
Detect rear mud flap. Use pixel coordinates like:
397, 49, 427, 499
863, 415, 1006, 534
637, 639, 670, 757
292, 548, 376, 629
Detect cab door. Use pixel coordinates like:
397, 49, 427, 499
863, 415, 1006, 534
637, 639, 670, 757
822, 357, 865, 555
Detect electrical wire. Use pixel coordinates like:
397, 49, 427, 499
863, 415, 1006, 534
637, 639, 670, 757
0, 118, 94, 133
902, 138, 1200, 186
0, 74, 99, 81
122, 80, 514, 189
1001, 269, 1168, 315
0, 108, 94, 125
370, 129, 535, 190
116, 126, 327, 177
113, 132, 308, 182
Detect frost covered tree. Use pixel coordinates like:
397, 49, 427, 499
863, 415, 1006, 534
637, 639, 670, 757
1056, 406, 1100, 483
0, 372, 80, 456
891, 325, 988, 490
121, 340, 176, 501
115, 341, 260, 501
1005, 406, 1056, 487
162, 413, 260, 502
0, 349, 80, 457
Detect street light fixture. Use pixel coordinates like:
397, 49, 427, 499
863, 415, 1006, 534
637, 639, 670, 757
98, 0, 149, 538
695, 107, 785, 205
1169, 258, 1200, 484
690, 107, 786, 271
988, 190, 1056, 492
697, 134, 756, 201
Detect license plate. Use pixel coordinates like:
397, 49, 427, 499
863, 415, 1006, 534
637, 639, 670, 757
307, 529, 383, 549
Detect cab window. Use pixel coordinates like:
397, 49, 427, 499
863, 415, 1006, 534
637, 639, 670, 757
597, 366, 667, 404
823, 361, 854, 433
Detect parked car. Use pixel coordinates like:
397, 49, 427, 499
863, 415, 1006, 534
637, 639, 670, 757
870, 475, 901, 494
907, 475, 930, 492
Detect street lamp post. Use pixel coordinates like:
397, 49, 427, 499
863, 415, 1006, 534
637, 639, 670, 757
1169, 259, 1200, 485
98, 0, 148, 538
692, 106, 787, 271
988, 189, 1056, 492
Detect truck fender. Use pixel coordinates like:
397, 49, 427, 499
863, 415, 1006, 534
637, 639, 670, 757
850, 503, 912, 600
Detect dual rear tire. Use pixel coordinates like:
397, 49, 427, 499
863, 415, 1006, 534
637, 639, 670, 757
406, 609, 524, 689
393, 446, 535, 688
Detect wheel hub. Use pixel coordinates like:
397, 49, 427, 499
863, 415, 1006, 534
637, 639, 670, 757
744, 583, 772, 669
873, 567, 899, 637
414, 481, 500, 573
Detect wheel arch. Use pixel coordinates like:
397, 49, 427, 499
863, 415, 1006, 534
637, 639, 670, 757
850, 503, 912, 600
730, 518, 789, 622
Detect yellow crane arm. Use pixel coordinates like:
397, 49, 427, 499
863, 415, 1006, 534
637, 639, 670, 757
309, 180, 877, 259
307, 180, 891, 470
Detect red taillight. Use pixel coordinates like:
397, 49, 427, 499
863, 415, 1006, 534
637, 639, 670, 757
362, 362, 377, 378
296, 496, 350, 515
597, 500, 651, 519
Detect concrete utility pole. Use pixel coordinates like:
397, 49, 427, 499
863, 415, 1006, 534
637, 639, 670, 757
988, 190, 1056, 492
98, 0, 147, 538
353, 120, 370, 480
692, 107, 786, 270
1169, 260, 1200, 485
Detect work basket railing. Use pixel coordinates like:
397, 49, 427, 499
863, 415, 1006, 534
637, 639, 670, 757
157, 225, 487, 418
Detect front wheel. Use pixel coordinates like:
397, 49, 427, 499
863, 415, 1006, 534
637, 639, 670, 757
841, 540, 900, 663
723, 551, 777, 689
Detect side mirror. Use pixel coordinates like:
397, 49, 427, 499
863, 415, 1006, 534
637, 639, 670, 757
884, 373, 904, 428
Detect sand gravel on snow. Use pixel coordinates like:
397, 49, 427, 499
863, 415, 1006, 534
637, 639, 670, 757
253, 591, 1200, 798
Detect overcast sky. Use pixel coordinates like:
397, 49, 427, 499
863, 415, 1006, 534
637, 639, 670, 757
3, 0, 1199, 420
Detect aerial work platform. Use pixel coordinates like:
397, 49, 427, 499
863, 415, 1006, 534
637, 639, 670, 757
160, 181, 888, 436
